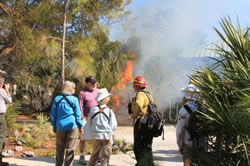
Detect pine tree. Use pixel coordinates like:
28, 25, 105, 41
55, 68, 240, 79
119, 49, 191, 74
0, 0, 134, 113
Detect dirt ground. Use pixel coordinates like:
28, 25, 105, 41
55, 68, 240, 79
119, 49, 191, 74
4, 115, 56, 158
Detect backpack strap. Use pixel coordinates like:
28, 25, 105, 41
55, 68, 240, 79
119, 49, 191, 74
56, 94, 74, 110
142, 91, 152, 104
184, 104, 193, 115
53, 94, 74, 130
91, 105, 110, 123
184, 104, 198, 144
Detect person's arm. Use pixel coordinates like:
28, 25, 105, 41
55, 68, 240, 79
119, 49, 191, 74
73, 97, 83, 129
87, 107, 94, 128
110, 109, 117, 130
50, 99, 57, 132
1, 84, 12, 104
78, 92, 85, 119
131, 92, 145, 119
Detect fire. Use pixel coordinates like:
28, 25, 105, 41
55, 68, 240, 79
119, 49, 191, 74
112, 95, 120, 108
112, 51, 135, 91
116, 61, 134, 89
111, 52, 135, 125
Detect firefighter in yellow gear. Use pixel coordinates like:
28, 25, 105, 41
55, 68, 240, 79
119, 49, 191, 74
131, 76, 154, 166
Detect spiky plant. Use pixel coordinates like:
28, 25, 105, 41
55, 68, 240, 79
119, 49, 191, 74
189, 18, 250, 166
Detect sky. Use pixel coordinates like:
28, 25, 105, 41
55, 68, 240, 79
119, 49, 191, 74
110, 0, 250, 111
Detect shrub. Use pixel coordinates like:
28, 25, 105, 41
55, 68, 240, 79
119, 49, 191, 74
6, 101, 21, 130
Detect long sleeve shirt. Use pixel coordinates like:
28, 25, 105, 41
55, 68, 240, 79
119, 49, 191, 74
88, 104, 117, 140
131, 91, 153, 119
50, 94, 83, 131
0, 88, 12, 113
78, 88, 98, 119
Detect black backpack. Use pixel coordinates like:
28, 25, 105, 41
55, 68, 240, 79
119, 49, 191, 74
141, 92, 165, 139
184, 104, 201, 142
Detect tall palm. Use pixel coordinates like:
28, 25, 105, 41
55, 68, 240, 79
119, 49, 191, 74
189, 18, 250, 166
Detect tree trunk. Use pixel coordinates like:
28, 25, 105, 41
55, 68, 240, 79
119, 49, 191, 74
61, 0, 70, 89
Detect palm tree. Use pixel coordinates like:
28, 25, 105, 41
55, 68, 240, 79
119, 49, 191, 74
189, 18, 250, 166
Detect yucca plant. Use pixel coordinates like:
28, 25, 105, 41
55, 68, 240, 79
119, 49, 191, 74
189, 18, 250, 166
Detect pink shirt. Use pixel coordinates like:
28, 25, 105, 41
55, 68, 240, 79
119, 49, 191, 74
78, 87, 98, 118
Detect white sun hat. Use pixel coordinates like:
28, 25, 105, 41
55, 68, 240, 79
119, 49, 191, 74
181, 84, 200, 100
95, 88, 111, 102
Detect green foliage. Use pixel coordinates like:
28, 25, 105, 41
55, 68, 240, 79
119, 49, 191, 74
35, 149, 56, 157
0, 0, 134, 113
84, 139, 94, 154
112, 139, 133, 154
189, 18, 250, 165
6, 101, 21, 130
20, 123, 53, 149
36, 113, 50, 129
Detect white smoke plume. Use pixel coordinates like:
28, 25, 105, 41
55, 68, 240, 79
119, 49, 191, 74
111, 0, 250, 111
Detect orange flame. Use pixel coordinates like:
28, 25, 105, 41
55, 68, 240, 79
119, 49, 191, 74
116, 61, 134, 89
111, 52, 135, 125
112, 51, 135, 91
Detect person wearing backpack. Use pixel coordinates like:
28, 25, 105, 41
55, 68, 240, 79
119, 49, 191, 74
176, 83, 201, 166
88, 88, 117, 166
50, 81, 83, 166
130, 76, 155, 166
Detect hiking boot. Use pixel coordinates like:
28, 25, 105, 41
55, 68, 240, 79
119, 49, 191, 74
78, 156, 87, 165
0, 161, 9, 166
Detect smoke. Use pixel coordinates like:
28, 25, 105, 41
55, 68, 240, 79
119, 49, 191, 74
111, 0, 250, 110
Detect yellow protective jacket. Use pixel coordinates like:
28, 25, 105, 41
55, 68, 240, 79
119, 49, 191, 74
131, 90, 153, 119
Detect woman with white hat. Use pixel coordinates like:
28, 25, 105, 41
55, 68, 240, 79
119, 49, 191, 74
87, 88, 117, 166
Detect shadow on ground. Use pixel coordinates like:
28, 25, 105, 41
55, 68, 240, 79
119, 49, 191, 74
153, 149, 183, 163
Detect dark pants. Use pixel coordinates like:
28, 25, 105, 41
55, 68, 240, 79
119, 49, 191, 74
0, 114, 6, 162
133, 120, 154, 166
56, 128, 79, 166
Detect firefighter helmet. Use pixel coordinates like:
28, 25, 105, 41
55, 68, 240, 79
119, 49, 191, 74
133, 76, 147, 87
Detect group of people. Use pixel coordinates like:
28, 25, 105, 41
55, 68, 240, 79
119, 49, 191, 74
50, 75, 158, 166
50, 76, 117, 166
0, 74, 202, 166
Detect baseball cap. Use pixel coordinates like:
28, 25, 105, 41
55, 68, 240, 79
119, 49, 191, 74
85, 76, 96, 84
